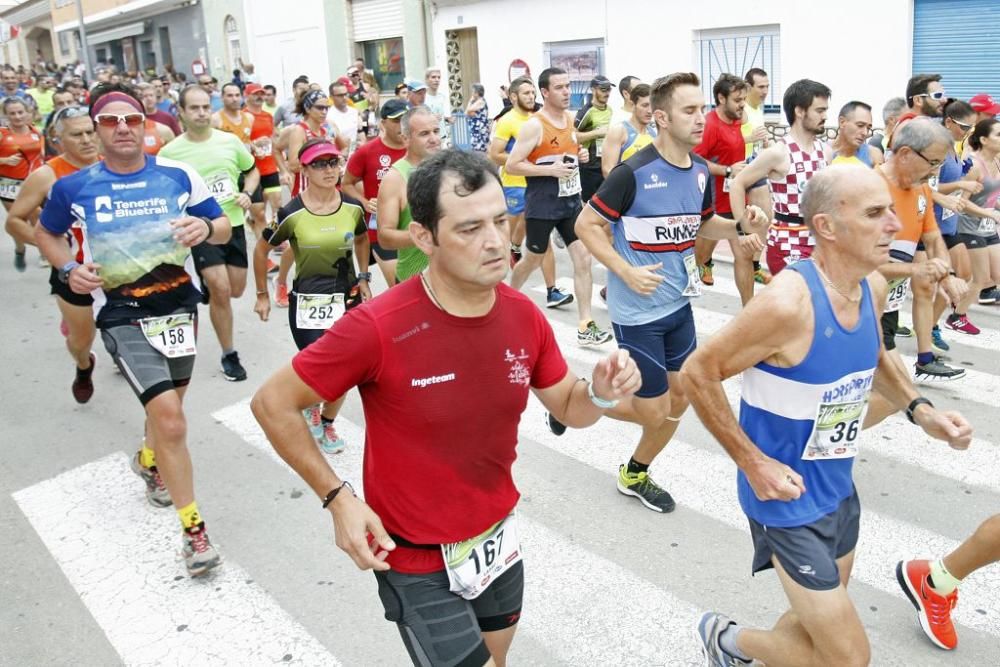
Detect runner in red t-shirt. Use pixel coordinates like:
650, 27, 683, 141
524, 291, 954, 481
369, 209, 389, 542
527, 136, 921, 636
343, 98, 408, 286
252, 150, 641, 667
692, 74, 767, 305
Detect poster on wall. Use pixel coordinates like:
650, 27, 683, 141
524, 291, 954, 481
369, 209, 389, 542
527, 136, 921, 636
508, 58, 530, 82
548, 42, 601, 80
191, 59, 206, 76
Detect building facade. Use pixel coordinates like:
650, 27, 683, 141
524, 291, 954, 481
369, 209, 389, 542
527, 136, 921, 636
1, 0, 57, 70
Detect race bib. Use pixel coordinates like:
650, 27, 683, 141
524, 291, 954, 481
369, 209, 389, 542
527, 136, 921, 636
682, 253, 702, 297
140, 313, 196, 358
804, 398, 867, 460
885, 278, 909, 313
206, 173, 236, 204
595, 139, 604, 158
295, 293, 344, 330
442, 512, 522, 600
558, 163, 582, 198
979, 217, 997, 235
367, 212, 378, 231
723, 177, 732, 193
253, 137, 273, 157
0, 176, 21, 200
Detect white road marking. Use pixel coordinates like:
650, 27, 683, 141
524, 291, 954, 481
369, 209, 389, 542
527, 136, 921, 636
12, 453, 340, 666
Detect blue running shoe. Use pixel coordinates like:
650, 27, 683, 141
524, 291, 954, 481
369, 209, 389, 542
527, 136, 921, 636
546, 287, 574, 309
931, 325, 950, 354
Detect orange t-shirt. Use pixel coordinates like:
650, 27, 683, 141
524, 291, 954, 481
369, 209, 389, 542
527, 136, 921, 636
0, 126, 43, 179
878, 166, 938, 261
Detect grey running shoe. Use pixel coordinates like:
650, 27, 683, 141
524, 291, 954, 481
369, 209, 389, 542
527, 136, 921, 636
696, 611, 753, 667
617, 464, 676, 512
914, 359, 966, 383
182, 522, 222, 577
551, 230, 566, 249
895, 325, 913, 337
130, 450, 173, 508
577, 320, 613, 346
13, 250, 26, 272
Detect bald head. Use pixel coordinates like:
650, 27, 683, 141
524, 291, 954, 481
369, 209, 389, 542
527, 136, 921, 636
801, 164, 886, 231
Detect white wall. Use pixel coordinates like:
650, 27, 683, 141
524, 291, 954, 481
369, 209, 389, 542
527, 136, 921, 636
242, 0, 331, 100
431, 0, 912, 126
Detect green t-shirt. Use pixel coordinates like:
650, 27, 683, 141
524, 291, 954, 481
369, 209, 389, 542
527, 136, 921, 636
27, 88, 53, 129
574, 102, 613, 167
392, 159, 428, 281
159, 129, 255, 227
265, 194, 366, 289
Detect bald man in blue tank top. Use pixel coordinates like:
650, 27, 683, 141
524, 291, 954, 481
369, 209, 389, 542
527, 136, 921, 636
680, 164, 973, 667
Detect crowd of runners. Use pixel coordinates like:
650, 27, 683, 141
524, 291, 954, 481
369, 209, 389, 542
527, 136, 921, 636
4, 54, 1000, 667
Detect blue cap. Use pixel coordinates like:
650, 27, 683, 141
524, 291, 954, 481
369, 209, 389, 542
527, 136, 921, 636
405, 78, 427, 92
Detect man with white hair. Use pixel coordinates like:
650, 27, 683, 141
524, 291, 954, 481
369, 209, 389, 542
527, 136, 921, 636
424, 66, 452, 145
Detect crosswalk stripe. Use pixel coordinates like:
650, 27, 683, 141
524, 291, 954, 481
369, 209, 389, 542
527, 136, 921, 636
212, 400, 706, 664
11, 453, 341, 666
516, 397, 1000, 639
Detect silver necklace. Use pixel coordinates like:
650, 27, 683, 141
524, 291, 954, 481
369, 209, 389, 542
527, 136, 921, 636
420, 271, 449, 314
813, 261, 861, 304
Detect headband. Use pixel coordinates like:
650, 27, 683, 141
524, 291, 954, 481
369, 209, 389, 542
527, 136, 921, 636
90, 92, 144, 119
302, 90, 326, 111
300, 141, 341, 165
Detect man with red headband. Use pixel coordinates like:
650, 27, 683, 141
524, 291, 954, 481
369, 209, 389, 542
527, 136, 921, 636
35, 83, 231, 578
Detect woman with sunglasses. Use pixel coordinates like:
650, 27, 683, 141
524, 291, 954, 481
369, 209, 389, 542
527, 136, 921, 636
7, 105, 100, 402
0, 97, 45, 270
252, 139, 371, 454
953, 119, 1000, 320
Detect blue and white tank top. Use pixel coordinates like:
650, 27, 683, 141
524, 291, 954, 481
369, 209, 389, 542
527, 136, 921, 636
737, 260, 879, 527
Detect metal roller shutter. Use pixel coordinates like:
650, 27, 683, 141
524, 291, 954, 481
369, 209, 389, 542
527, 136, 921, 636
913, 0, 1000, 100
351, 0, 404, 42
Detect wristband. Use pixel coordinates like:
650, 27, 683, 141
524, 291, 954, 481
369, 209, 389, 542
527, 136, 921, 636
735, 221, 746, 236
906, 397, 934, 424
256, 289, 268, 296
322, 481, 355, 509
357, 271, 372, 282
948, 270, 957, 277
202, 217, 214, 240
587, 380, 619, 409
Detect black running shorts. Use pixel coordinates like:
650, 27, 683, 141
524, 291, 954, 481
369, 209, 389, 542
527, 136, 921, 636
192, 224, 248, 269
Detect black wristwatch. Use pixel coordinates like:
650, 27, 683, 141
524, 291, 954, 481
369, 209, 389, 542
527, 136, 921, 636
725, 165, 733, 178
357, 271, 372, 282
906, 397, 934, 424
58, 260, 80, 284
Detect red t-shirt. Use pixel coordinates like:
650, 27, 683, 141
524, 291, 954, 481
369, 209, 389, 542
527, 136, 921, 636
345, 136, 406, 242
693, 109, 745, 214
292, 279, 569, 573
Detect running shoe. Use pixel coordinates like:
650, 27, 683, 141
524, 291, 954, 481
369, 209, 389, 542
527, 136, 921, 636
699, 260, 714, 286
914, 358, 965, 383
599, 286, 607, 303
695, 611, 753, 667
931, 325, 950, 354
318, 422, 346, 455
302, 405, 323, 440
221, 351, 247, 382
944, 314, 980, 335
577, 320, 613, 346
71, 352, 96, 404
617, 464, 676, 512
266, 257, 279, 273
545, 411, 567, 436
274, 282, 289, 308
510, 245, 522, 268
895, 559, 958, 650
895, 325, 914, 338
977, 287, 1000, 305
546, 287, 574, 309
753, 267, 772, 285
182, 522, 222, 577
13, 250, 26, 272
130, 450, 172, 508
552, 230, 566, 249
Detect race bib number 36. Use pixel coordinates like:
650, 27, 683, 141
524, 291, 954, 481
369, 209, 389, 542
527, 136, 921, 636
295, 293, 345, 330
804, 399, 867, 460
141, 313, 196, 358
442, 512, 522, 600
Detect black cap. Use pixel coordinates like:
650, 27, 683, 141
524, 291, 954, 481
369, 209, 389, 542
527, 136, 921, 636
590, 75, 615, 89
381, 98, 409, 120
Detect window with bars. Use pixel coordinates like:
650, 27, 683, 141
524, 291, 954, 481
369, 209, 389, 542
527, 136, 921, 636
693, 25, 780, 113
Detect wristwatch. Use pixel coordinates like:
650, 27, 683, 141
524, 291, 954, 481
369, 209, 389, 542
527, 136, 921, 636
58, 260, 80, 284
725, 165, 733, 178
357, 272, 372, 282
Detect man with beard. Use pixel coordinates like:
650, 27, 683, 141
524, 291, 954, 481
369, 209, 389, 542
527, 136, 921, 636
575, 75, 615, 203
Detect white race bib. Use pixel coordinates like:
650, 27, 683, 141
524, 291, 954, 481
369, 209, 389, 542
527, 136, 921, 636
295, 293, 345, 330
0, 176, 21, 200
723, 177, 732, 193
140, 313, 196, 358
253, 137, 273, 157
682, 253, 702, 297
558, 163, 582, 198
595, 139, 604, 158
885, 278, 909, 313
979, 217, 997, 235
803, 399, 868, 460
206, 173, 236, 204
441, 512, 522, 600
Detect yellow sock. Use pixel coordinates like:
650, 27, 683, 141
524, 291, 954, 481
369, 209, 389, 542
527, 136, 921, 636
139, 442, 156, 468
177, 501, 202, 530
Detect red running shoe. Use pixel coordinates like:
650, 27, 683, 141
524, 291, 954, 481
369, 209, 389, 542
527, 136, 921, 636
945, 314, 980, 335
895, 559, 958, 650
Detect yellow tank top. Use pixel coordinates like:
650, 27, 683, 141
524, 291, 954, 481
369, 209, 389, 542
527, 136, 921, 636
217, 111, 254, 146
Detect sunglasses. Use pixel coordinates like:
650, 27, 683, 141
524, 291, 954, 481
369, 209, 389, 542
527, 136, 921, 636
94, 112, 145, 128
306, 158, 342, 170
951, 118, 974, 131
910, 146, 943, 169
916, 91, 947, 101
312, 105, 330, 112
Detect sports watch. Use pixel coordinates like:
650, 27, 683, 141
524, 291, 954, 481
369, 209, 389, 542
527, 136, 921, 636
58, 260, 80, 284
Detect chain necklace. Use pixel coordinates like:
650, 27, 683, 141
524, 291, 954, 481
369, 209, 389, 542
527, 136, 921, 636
812, 260, 861, 304
420, 271, 449, 314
